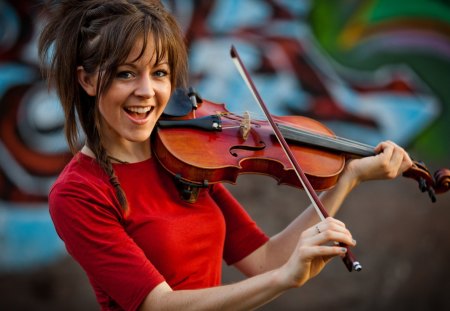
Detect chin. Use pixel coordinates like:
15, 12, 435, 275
123, 130, 151, 143
129, 135, 151, 143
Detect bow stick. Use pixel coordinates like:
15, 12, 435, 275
230, 45, 361, 272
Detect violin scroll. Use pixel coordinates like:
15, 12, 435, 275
434, 168, 450, 194
403, 161, 450, 202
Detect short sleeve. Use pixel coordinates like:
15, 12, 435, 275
49, 180, 164, 311
209, 184, 269, 265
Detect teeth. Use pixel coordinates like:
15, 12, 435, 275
127, 106, 151, 114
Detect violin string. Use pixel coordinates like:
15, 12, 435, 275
221, 125, 242, 130
278, 123, 374, 150
306, 128, 374, 151
232, 111, 375, 148
277, 123, 376, 156
245, 114, 374, 151
222, 111, 376, 156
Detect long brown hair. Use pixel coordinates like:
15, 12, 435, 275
39, 0, 188, 213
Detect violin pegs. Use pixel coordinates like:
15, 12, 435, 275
418, 177, 437, 202
418, 177, 431, 193
428, 188, 437, 203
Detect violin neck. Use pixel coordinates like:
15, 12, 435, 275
277, 123, 376, 158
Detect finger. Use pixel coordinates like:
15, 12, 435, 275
300, 244, 348, 260
308, 223, 355, 247
399, 149, 413, 173
314, 230, 356, 247
388, 144, 413, 176
374, 141, 409, 179
310, 218, 346, 237
323, 216, 346, 227
374, 141, 394, 159
389, 146, 405, 177
319, 218, 352, 237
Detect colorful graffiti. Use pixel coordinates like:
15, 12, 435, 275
0, 0, 71, 271
309, 0, 450, 157
0, 0, 448, 273
181, 0, 446, 152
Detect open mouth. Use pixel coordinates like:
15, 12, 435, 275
124, 106, 153, 120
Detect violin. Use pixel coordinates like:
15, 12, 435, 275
153, 46, 449, 272
154, 89, 450, 202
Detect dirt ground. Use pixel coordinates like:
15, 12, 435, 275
1, 170, 449, 311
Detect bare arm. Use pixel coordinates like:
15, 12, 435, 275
139, 218, 354, 311
138, 141, 411, 310
235, 141, 413, 276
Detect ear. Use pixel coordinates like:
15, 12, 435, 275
77, 66, 97, 96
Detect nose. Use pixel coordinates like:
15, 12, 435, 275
134, 75, 155, 99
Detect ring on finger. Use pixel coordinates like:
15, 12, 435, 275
315, 225, 321, 234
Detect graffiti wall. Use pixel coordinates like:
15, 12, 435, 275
0, 0, 449, 308
0, 0, 72, 272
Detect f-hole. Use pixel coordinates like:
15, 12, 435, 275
229, 141, 266, 157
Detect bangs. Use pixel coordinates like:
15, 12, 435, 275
130, 17, 168, 67
97, 14, 173, 95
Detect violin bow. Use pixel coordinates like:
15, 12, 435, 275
230, 45, 361, 272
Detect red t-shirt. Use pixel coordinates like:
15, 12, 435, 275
49, 153, 269, 311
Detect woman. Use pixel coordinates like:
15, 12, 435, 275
39, 0, 413, 310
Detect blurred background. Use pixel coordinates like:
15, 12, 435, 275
0, 0, 449, 310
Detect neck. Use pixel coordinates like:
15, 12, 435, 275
107, 155, 129, 164
81, 143, 152, 164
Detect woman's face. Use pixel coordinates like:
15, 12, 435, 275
80, 37, 172, 157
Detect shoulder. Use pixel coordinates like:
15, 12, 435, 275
49, 153, 121, 220
50, 153, 109, 195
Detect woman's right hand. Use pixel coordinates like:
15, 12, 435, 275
277, 217, 356, 288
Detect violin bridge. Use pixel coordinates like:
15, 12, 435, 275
240, 111, 251, 140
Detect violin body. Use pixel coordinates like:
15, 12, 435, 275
154, 88, 449, 202
155, 99, 345, 191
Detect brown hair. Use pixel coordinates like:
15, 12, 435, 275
39, 0, 188, 213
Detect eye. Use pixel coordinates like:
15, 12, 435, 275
116, 71, 135, 79
153, 69, 169, 78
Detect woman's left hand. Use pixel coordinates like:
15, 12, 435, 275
342, 140, 413, 187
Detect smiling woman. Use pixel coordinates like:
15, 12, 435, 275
39, 0, 188, 212
76, 36, 172, 157
38, 1, 414, 311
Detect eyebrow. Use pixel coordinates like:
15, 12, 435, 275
120, 63, 138, 69
120, 61, 169, 68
